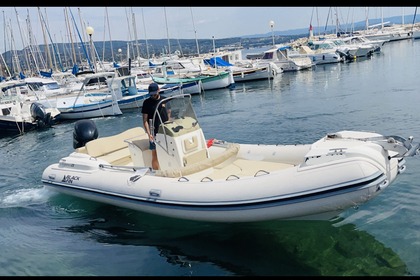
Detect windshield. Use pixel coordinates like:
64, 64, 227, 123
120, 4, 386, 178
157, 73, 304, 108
152, 94, 196, 130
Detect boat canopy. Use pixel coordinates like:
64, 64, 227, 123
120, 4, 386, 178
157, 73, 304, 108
203, 57, 233, 67
277, 45, 292, 51
40, 69, 53, 78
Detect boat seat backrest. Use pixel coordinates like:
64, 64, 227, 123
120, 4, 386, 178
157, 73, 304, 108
84, 127, 147, 166
127, 138, 152, 167
131, 138, 150, 151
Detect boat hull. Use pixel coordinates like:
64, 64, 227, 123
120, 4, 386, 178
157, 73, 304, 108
0, 116, 37, 135
152, 71, 233, 94
56, 97, 122, 119
41, 137, 402, 223
42, 168, 389, 222
232, 66, 275, 82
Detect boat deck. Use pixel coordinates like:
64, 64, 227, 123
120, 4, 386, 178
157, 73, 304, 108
185, 158, 294, 181
75, 127, 295, 181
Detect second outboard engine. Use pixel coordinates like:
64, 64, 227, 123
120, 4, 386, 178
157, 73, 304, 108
73, 119, 99, 149
30, 102, 52, 128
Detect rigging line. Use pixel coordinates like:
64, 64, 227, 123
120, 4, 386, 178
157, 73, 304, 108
68, 7, 93, 71
164, 7, 171, 57
14, 8, 31, 75
190, 7, 200, 56
37, 7, 52, 70
124, 7, 133, 60
102, 8, 106, 65
105, 7, 114, 62
25, 10, 42, 74
38, 8, 64, 72
64, 7, 76, 66
132, 8, 141, 62
412, 7, 418, 32
141, 8, 150, 60
0, 11, 11, 77
309, 6, 314, 26
324, 7, 331, 33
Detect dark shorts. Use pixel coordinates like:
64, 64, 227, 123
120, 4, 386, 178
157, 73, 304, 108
149, 141, 156, 150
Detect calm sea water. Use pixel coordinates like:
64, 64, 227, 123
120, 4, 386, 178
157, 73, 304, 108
1, 39, 420, 276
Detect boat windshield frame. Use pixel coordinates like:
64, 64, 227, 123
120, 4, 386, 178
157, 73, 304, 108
152, 93, 198, 152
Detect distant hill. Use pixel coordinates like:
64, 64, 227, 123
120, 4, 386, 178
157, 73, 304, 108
242, 14, 420, 38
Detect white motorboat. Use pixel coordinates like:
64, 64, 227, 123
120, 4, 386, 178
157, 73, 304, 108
50, 72, 122, 120
0, 80, 61, 136
152, 67, 234, 94
253, 45, 314, 72
41, 94, 419, 223
302, 41, 343, 65
201, 56, 276, 82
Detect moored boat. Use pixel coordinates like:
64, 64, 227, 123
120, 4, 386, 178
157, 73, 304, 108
50, 72, 122, 120
41, 94, 420, 222
152, 68, 234, 94
0, 80, 61, 136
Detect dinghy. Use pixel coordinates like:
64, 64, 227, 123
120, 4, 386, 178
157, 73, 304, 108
41, 94, 420, 222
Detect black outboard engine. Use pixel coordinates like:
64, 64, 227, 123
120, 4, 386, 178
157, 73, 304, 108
30, 102, 52, 128
73, 119, 99, 149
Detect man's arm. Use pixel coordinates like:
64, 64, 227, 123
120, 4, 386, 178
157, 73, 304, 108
143, 113, 152, 137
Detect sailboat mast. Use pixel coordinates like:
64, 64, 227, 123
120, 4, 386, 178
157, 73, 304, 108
381, 7, 384, 29
131, 9, 140, 62
141, 8, 150, 60
190, 7, 200, 56
105, 7, 115, 62
38, 7, 52, 70
402, 7, 405, 25
14, 8, 31, 75
8, 18, 22, 77
25, 9, 41, 76
123, 7, 133, 63
412, 7, 417, 32
39, 8, 64, 72
64, 7, 77, 66
365, 7, 369, 31
1, 11, 11, 78
69, 7, 92, 71
164, 7, 171, 57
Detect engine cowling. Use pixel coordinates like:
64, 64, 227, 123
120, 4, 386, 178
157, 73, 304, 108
30, 102, 52, 128
73, 119, 99, 149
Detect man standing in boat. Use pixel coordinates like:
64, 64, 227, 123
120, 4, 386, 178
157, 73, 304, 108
142, 82, 170, 170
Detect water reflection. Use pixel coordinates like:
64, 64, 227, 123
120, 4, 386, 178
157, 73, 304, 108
56, 200, 409, 276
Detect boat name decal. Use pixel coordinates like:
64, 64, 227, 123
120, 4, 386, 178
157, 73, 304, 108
62, 175, 80, 184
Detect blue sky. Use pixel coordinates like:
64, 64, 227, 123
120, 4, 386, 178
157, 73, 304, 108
0, 6, 415, 51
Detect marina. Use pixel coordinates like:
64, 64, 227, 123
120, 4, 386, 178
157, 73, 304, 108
1, 38, 420, 276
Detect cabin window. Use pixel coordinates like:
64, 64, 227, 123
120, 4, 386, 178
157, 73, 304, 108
262, 52, 273, 59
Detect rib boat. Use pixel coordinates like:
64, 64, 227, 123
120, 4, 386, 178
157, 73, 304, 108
41, 94, 419, 222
